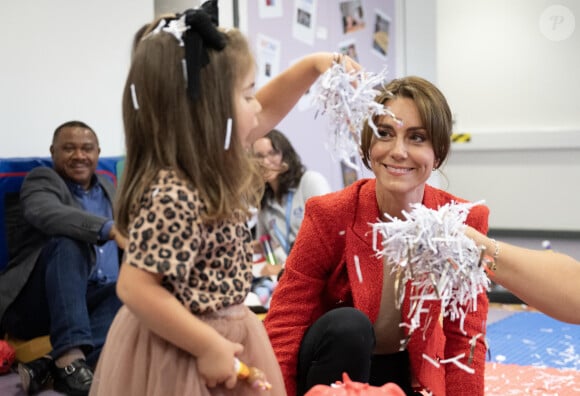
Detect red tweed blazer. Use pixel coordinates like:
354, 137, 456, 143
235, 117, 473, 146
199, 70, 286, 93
264, 178, 490, 396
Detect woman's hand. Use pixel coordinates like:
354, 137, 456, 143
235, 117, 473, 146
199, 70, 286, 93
464, 225, 487, 250
197, 336, 244, 389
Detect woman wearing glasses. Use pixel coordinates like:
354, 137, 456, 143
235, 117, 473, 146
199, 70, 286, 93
252, 129, 332, 263
265, 77, 490, 396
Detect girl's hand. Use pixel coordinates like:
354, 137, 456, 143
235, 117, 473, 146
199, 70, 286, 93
314, 52, 362, 75
197, 336, 244, 389
338, 53, 362, 74
252, 239, 264, 255
109, 224, 128, 250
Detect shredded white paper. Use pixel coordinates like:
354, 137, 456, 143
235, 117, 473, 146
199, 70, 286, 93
311, 61, 389, 168
371, 200, 491, 335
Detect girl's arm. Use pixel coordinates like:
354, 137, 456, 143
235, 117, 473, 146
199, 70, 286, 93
116, 263, 243, 389
251, 52, 360, 142
466, 226, 580, 324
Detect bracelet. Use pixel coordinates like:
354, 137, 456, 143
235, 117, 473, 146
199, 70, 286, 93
481, 238, 500, 273
482, 255, 497, 273
490, 238, 500, 260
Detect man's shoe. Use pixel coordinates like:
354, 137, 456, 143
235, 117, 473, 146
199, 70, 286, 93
17, 356, 53, 394
52, 358, 93, 396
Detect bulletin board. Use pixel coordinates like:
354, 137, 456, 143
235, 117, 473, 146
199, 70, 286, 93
244, 0, 397, 191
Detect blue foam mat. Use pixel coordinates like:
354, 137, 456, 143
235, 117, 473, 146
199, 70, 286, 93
486, 311, 580, 369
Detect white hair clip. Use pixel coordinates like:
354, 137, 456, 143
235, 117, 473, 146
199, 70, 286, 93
162, 14, 189, 46
181, 59, 188, 87
130, 83, 139, 110
150, 19, 166, 35
224, 117, 232, 150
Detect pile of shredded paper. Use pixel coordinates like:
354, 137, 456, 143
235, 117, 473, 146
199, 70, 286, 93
371, 200, 491, 334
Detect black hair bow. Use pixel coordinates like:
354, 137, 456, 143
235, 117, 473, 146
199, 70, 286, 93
181, 0, 226, 100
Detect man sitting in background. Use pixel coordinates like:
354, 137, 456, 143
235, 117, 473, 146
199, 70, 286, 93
0, 121, 125, 395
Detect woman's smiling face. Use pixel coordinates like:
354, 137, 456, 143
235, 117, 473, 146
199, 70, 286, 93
369, 97, 436, 200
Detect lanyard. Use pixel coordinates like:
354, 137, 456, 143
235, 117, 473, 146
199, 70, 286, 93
272, 190, 294, 254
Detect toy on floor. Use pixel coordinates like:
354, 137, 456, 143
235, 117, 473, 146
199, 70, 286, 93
305, 373, 405, 396
235, 358, 272, 391
0, 340, 16, 374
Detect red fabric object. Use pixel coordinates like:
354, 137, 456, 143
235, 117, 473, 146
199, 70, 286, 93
305, 373, 406, 396
265, 178, 490, 396
0, 340, 15, 374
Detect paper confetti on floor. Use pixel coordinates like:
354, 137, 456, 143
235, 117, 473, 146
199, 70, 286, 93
486, 311, 580, 370
483, 310, 580, 394
485, 362, 580, 395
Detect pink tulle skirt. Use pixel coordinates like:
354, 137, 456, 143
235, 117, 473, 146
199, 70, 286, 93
90, 304, 286, 396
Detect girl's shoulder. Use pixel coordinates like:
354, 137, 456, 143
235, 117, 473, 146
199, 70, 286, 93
141, 169, 202, 207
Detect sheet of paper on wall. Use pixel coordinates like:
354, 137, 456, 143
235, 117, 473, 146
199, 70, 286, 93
256, 34, 281, 89
259, 0, 283, 19
372, 9, 391, 60
340, 0, 366, 34
293, 0, 317, 46
338, 38, 358, 62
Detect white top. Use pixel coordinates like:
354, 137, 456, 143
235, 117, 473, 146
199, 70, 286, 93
256, 170, 331, 259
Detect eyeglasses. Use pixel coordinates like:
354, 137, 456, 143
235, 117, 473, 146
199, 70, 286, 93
253, 150, 281, 160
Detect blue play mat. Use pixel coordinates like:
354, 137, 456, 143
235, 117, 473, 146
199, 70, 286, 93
486, 311, 580, 370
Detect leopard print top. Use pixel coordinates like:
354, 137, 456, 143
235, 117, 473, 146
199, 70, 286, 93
125, 170, 253, 314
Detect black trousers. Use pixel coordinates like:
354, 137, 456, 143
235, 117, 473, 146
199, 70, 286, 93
296, 307, 416, 396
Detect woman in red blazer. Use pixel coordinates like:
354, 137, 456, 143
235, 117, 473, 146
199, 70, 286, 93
264, 76, 489, 396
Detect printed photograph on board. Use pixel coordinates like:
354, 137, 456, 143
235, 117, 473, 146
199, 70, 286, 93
338, 39, 359, 62
341, 157, 359, 187
293, 0, 317, 45
372, 9, 390, 58
340, 0, 365, 34
259, 0, 283, 19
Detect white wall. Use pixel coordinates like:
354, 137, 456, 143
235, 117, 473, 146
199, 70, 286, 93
435, 0, 580, 231
155, 0, 200, 17
438, 0, 579, 133
400, 0, 437, 82
0, 0, 154, 157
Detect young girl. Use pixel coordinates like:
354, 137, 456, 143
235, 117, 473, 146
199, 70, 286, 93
89, 5, 357, 396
